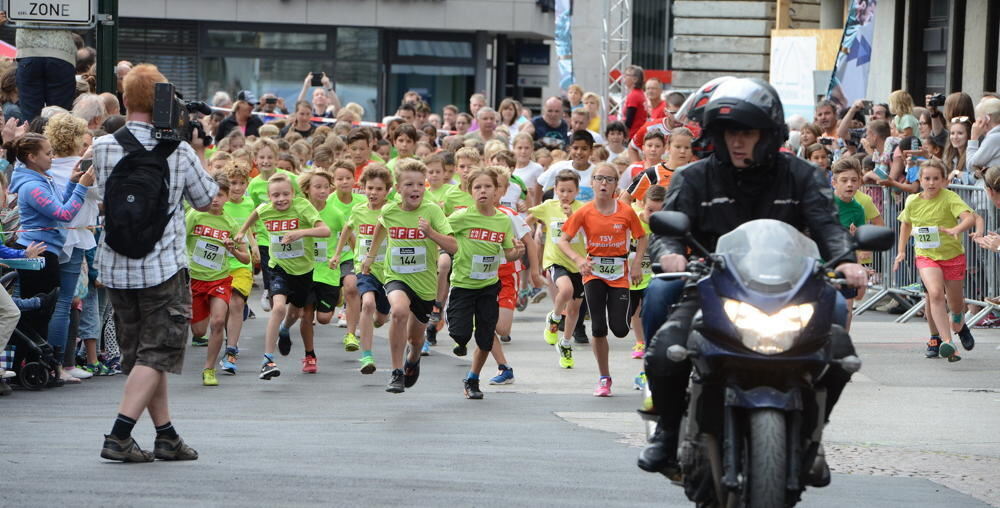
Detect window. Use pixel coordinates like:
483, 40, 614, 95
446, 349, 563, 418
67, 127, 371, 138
206, 30, 328, 51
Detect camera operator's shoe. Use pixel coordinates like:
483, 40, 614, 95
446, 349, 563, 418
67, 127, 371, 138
638, 427, 679, 478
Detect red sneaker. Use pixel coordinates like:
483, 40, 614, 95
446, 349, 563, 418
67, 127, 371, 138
301, 356, 318, 374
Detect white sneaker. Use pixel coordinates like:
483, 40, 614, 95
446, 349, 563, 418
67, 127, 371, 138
337, 310, 347, 328
67, 367, 93, 379
1, 368, 15, 379
260, 290, 271, 312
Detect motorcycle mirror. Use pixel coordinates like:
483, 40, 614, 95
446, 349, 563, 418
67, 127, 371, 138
853, 225, 894, 252
650, 211, 691, 237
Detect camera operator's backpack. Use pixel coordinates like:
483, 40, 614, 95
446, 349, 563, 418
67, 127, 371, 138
103, 127, 180, 259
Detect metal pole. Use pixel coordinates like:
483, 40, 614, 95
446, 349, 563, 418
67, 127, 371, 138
96, 0, 118, 94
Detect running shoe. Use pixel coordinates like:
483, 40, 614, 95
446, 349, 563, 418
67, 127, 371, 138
544, 311, 561, 345
925, 337, 941, 358
202, 368, 218, 386
957, 324, 975, 351
343, 332, 360, 352
220, 347, 239, 375
67, 366, 93, 379
499, 335, 512, 343
453, 341, 468, 357
558, 342, 574, 369
426, 323, 438, 345
530, 287, 548, 304
302, 356, 318, 374
403, 358, 421, 388
489, 365, 515, 385
84, 362, 114, 376
247, 307, 256, 320
191, 336, 208, 347
516, 289, 529, 311
337, 310, 347, 328
464, 377, 484, 399
277, 326, 292, 356
359, 354, 376, 374
374, 316, 385, 328
939, 341, 961, 362
632, 342, 645, 359
386, 369, 405, 393
633, 371, 647, 391
260, 290, 271, 312
259, 360, 281, 380
428, 303, 442, 324
421, 340, 431, 356
593, 377, 613, 397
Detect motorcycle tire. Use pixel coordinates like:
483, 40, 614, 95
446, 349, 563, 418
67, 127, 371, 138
748, 409, 787, 508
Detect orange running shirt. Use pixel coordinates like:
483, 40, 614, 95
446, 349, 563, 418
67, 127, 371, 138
627, 163, 675, 202
561, 201, 646, 288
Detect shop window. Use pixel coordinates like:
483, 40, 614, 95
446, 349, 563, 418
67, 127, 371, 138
206, 30, 328, 51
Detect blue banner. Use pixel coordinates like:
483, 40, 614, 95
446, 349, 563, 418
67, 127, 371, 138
554, 0, 574, 90
827, 0, 877, 110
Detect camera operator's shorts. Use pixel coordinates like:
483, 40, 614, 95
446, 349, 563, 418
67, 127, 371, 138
916, 254, 966, 281
549, 264, 584, 299
269, 265, 314, 308
108, 269, 192, 375
191, 276, 233, 323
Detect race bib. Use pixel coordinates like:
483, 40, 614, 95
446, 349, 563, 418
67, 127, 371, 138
359, 237, 386, 262
391, 246, 427, 274
471, 254, 500, 280
313, 241, 327, 263
913, 226, 941, 249
549, 220, 565, 243
629, 252, 652, 277
271, 234, 305, 260
192, 239, 225, 271
592, 256, 625, 281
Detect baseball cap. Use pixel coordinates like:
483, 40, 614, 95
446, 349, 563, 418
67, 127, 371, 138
236, 90, 258, 104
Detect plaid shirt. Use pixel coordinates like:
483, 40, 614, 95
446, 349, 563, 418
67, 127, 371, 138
93, 121, 218, 289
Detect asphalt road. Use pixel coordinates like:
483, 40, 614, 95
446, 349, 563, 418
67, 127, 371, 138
1, 295, 995, 507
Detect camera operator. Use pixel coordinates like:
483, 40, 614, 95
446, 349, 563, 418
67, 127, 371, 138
94, 64, 218, 463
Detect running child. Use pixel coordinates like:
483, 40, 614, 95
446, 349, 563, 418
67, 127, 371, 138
627, 185, 664, 359
327, 160, 367, 348
559, 162, 648, 396
219, 161, 257, 373
186, 174, 251, 386
893, 159, 978, 361
831, 157, 869, 331
526, 170, 587, 368
247, 138, 300, 311
619, 130, 665, 196
362, 159, 454, 394
623, 127, 693, 203
237, 173, 330, 380
332, 164, 392, 374
446, 166, 519, 399
298, 169, 346, 373
386, 124, 419, 173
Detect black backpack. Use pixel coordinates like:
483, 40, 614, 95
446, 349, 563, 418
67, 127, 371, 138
103, 127, 180, 259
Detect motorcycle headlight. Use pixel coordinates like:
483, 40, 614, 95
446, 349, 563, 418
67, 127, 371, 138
723, 299, 814, 355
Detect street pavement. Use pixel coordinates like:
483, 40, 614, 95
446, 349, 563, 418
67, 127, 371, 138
2, 294, 997, 507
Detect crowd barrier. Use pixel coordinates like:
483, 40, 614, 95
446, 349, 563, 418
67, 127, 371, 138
853, 184, 998, 326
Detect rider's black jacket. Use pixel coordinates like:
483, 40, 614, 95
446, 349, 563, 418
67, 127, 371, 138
649, 152, 856, 264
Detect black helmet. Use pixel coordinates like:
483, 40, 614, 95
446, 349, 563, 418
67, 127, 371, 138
702, 78, 789, 167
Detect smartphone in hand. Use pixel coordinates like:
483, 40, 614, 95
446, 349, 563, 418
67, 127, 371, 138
80, 159, 93, 172
311, 73, 324, 87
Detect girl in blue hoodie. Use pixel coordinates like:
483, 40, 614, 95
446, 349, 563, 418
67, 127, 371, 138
7, 133, 93, 379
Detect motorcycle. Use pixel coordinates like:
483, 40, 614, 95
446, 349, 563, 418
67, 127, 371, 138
641, 213, 893, 507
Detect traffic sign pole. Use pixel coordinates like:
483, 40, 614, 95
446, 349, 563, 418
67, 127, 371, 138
96, 0, 118, 94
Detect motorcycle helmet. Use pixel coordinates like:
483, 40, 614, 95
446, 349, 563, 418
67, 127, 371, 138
674, 76, 735, 127
701, 78, 789, 168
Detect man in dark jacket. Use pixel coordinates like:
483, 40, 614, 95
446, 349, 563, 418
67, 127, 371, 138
636, 78, 867, 486
215, 92, 263, 141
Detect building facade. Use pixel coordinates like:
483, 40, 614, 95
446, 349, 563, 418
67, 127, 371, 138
115, 0, 555, 120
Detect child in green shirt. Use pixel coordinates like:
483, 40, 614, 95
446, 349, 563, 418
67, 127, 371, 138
219, 161, 256, 375
237, 173, 330, 380
361, 159, 454, 394
332, 164, 392, 375
327, 160, 368, 352
186, 174, 250, 387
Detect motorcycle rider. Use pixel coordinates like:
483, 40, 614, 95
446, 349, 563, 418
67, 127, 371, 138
637, 78, 868, 486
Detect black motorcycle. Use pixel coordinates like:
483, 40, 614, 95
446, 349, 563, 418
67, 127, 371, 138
641, 212, 893, 507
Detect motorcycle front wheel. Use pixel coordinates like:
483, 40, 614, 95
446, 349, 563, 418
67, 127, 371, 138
747, 409, 787, 508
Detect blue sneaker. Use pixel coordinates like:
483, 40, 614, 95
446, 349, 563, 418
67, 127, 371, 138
421, 340, 431, 356
633, 371, 647, 390
489, 365, 514, 385
278, 326, 291, 356
220, 347, 239, 375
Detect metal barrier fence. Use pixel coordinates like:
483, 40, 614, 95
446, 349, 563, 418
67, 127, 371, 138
853, 184, 999, 326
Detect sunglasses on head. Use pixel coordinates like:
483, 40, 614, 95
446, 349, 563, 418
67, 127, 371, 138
951, 116, 970, 123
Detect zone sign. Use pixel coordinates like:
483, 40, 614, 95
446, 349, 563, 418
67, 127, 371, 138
6, 0, 92, 24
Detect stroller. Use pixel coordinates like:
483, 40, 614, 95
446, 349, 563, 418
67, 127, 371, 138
1, 271, 61, 390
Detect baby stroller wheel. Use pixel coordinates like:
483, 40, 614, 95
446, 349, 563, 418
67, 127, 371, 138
20, 362, 50, 390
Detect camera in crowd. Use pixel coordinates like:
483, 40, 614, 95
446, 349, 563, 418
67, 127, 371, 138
152, 82, 213, 146
928, 93, 946, 108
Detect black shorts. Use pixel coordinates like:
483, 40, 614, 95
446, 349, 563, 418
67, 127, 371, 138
628, 288, 646, 318
269, 265, 313, 308
308, 281, 342, 313
385, 280, 436, 324
446, 283, 501, 352
356, 273, 390, 315
549, 264, 584, 299
339, 259, 355, 278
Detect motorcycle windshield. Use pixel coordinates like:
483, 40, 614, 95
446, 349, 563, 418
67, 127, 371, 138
715, 220, 820, 293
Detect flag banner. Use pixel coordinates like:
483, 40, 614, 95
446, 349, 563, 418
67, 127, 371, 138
554, 0, 574, 90
827, 0, 877, 109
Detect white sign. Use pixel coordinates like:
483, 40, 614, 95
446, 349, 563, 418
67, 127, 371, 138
6, 0, 92, 24
769, 36, 817, 122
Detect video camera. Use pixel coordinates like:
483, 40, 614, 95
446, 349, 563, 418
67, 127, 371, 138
152, 82, 213, 146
